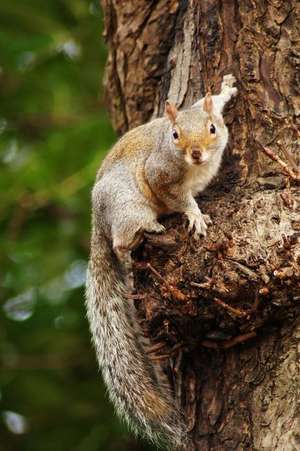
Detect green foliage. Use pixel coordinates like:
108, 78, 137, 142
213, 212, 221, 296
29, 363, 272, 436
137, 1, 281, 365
0, 2, 152, 450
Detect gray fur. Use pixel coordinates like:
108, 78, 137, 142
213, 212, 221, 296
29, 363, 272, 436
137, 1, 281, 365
85, 75, 237, 449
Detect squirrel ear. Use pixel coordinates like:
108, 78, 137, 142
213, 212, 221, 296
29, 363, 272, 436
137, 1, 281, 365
165, 101, 178, 124
203, 92, 213, 114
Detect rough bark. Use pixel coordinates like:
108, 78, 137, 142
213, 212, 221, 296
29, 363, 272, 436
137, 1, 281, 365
101, 1, 300, 449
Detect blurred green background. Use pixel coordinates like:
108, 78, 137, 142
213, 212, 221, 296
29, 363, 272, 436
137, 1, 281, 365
0, 1, 152, 450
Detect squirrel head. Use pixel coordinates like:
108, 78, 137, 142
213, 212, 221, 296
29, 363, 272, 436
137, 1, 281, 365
165, 94, 227, 166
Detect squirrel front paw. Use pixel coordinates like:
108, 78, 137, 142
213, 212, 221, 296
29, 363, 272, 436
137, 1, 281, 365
186, 209, 210, 239
202, 214, 212, 226
221, 74, 238, 97
144, 221, 166, 234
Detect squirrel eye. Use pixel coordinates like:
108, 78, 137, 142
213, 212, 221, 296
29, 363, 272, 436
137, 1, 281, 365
172, 129, 179, 140
210, 124, 216, 134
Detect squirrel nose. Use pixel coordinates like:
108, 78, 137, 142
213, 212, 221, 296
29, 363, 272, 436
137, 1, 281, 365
191, 149, 201, 160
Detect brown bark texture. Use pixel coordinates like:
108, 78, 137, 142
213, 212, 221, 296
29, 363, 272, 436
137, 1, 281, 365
101, 1, 300, 450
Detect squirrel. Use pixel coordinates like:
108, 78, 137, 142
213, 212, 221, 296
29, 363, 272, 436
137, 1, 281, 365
85, 74, 237, 449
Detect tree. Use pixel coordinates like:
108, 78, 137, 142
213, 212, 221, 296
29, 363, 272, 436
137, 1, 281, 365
101, 1, 300, 449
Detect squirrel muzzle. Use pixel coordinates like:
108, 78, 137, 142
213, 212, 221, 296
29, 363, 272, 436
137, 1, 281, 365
191, 148, 203, 165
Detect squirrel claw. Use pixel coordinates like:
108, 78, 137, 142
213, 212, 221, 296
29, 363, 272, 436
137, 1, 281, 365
221, 74, 238, 97
145, 222, 166, 234
202, 214, 212, 226
186, 210, 208, 238
222, 73, 236, 88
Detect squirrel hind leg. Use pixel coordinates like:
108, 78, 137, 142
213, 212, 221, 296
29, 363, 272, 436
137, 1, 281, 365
113, 235, 142, 290
112, 219, 165, 263
112, 216, 165, 289
112, 204, 164, 255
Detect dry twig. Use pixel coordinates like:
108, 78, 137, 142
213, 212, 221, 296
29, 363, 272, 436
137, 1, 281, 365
201, 331, 256, 350
213, 297, 248, 319
149, 343, 184, 361
259, 145, 300, 182
146, 342, 167, 355
136, 262, 188, 302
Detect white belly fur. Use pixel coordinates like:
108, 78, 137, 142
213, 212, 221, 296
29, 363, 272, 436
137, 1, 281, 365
185, 151, 223, 196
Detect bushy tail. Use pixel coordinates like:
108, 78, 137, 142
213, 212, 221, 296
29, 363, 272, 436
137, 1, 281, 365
85, 227, 187, 449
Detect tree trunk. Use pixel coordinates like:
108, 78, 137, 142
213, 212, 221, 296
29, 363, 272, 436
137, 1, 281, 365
101, 1, 300, 450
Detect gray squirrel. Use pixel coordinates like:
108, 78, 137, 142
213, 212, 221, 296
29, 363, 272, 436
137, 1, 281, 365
85, 74, 237, 449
